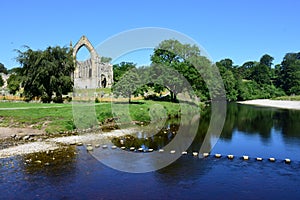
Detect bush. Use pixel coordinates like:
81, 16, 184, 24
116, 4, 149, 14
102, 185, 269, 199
53, 96, 63, 103
95, 97, 100, 103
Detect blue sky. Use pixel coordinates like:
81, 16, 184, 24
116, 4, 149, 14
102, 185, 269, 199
1, 0, 299, 68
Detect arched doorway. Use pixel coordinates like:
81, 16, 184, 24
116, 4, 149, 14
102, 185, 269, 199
72, 36, 97, 79
101, 74, 107, 88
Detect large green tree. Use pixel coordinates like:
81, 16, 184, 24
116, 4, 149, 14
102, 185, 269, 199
277, 52, 300, 95
113, 62, 136, 83
251, 54, 273, 85
7, 74, 21, 95
150, 39, 212, 102
16, 46, 74, 103
216, 59, 238, 101
112, 67, 141, 103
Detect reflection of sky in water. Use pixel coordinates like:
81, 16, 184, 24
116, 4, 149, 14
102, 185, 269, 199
213, 126, 300, 160
1, 104, 300, 199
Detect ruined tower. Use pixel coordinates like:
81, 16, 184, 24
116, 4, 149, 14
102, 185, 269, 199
71, 36, 113, 89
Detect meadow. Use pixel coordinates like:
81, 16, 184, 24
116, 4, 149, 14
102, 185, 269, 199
0, 100, 184, 134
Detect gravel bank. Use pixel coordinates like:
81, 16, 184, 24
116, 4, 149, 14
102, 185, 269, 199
0, 129, 135, 158
238, 99, 300, 110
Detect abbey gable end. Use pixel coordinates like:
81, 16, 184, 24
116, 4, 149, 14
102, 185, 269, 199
71, 36, 113, 89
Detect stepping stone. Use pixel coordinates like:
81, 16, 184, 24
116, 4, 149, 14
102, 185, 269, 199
86, 146, 93, 151
242, 155, 249, 160
192, 152, 198, 156
269, 157, 276, 162
130, 147, 135, 151
215, 153, 221, 158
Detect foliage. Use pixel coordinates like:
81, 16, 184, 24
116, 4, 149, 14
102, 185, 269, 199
16, 46, 75, 103
273, 95, 300, 101
0, 62, 8, 74
112, 67, 141, 103
95, 97, 100, 103
276, 53, 300, 95
0, 75, 4, 87
150, 39, 212, 102
250, 54, 273, 85
100, 56, 112, 63
113, 62, 136, 82
216, 59, 238, 101
7, 73, 21, 95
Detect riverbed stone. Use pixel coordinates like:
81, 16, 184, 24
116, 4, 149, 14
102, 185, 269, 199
86, 146, 93, 151
23, 135, 30, 141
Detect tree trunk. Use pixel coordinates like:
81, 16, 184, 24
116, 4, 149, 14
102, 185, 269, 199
128, 94, 131, 104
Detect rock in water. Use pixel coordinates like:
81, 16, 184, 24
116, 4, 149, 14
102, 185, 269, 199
86, 146, 93, 151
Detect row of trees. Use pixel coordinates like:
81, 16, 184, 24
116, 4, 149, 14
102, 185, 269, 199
1, 39, 300, 103
112, 40, 219, 102
216, 52, 300, 101
112, 40, 300, 102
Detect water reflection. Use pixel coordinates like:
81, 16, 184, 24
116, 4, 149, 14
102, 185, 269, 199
20, 146, 77, 175
222, 103, 300, 141
214, 103, 300, 160
1, 103, 300, 199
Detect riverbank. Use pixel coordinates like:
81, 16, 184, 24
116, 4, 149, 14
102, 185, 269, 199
238, 99, 300, 110
0, 128, 135, 158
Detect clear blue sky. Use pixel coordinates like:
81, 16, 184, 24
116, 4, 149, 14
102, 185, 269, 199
1, 0, 299, 69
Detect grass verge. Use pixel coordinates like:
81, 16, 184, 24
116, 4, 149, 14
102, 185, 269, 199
0, 100, 199, 134
272, 96, 300, 101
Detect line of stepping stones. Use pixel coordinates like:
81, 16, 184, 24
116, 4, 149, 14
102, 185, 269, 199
78, 143, 292, 164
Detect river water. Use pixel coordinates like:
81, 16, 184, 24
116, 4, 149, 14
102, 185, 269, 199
1, 103, 300, 199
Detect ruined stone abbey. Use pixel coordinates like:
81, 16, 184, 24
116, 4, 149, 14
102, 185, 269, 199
71, 36, 113, 89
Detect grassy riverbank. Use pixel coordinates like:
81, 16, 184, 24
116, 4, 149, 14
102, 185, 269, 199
272, 95, 300, 101
0, 100, 196, 134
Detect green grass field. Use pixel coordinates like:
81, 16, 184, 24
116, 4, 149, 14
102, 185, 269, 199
0, 100, 196, 134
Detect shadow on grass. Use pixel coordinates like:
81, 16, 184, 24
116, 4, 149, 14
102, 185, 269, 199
113, 101, 145, 105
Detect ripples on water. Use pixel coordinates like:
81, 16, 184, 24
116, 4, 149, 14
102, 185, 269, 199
1, 103, 300, 199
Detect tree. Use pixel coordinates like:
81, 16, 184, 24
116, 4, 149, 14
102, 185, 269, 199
0, 63, 8, 74
100, 56, 112, 63
113, 62, 136, 83
0, 75, 4, 87
260, 54, 274, 67
216, 61, 238, 101
239, 61, 256, 80
112, 68, 141, 103
219, 58, 234, 70
251, 54, 273, 85
150, 39, 212, 102
277, 53, 300, 95
7, 74, 21, 95
16, 46, 75, 103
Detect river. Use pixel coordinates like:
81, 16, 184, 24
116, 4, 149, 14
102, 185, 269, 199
1, 103, 300, 199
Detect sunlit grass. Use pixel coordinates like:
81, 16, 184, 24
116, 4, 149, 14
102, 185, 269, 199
0, 100, 197, 134
273, 95, 300, 101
